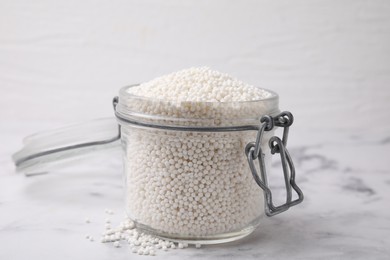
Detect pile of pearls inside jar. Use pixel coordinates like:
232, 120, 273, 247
115, 67, 280, 243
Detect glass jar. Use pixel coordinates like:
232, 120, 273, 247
114, 85, 303, 244
13, 85, 303, 244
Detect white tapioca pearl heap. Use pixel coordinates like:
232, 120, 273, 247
127, 67, 272, 102
100, 217, 191, 256
120, 67, 276, 237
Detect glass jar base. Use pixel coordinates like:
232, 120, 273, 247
133, 220, 260, 245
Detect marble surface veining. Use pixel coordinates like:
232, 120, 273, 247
0, 130, 389, 260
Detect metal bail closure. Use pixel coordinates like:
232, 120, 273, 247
245, 111, 304, 217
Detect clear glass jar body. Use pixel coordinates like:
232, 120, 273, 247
116, 85, 279, 244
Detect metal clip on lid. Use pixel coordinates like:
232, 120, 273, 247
245, 112, 304, 216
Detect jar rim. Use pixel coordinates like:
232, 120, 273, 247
119, 84, 279, 104
116, 84, 280, 128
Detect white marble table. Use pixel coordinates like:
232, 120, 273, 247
1, 127, 389, 260
1, 0, 390, 258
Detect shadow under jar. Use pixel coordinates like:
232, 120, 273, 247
114, 85, 303, 244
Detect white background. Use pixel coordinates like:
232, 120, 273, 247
1, 0, 389, 139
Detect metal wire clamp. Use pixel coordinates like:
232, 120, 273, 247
245, 112, 304, 216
